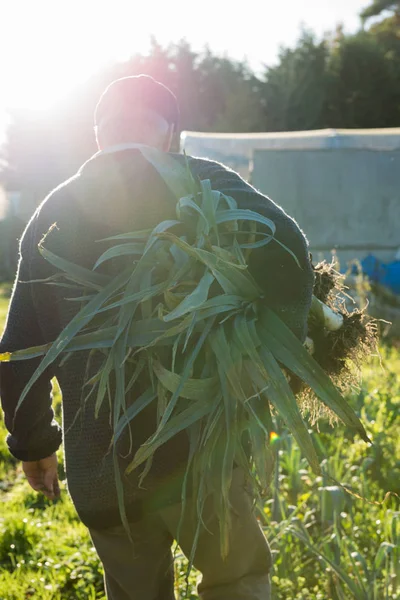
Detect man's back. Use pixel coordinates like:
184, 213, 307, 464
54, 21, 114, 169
0, 75, 315, 599
0, 147, 314, 531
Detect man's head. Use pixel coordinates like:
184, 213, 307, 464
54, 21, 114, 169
94, 75, 179, 152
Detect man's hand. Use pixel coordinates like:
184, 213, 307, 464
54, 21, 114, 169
22, 453, 60, 500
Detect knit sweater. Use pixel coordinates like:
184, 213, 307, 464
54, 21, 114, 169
0, 147, 314, 529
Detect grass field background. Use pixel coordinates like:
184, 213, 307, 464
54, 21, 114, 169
0, 283, 399, 599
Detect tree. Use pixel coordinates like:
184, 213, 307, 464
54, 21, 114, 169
262, 31, 330, 131
196, 50, 264, 132
170, 41, 203, 132
326, 31, 400, 128
367, 5, 400, 69
259, 23, 400, 132
361, 0, 400, 20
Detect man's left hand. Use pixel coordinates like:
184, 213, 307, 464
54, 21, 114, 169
22, 453, 60, 500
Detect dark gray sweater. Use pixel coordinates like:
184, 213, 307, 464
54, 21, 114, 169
0, 148, 314, 529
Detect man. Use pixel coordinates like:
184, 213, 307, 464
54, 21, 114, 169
0, 75, 314, 599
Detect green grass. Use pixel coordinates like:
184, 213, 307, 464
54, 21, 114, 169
0, 284, 11, 329
0, 285, 399, 599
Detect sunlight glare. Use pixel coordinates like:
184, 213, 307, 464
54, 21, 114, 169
0, 0, 368, 112
0, 0, 151, 110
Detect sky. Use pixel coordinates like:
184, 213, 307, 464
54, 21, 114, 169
0, 0, 371, 125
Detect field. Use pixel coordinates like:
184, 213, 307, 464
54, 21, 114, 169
0, 284, 399, 599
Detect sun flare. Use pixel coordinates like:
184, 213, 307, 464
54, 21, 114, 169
0, 0, 366, 113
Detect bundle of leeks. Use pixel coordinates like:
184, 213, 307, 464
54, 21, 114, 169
0, 147, 376, 562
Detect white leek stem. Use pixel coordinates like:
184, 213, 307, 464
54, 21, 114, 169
310, 296, 344, 331
304, 337, 315, 354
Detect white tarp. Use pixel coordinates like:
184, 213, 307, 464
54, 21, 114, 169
180, 128, 400, 180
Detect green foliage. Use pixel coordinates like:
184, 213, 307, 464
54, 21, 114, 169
262, 31, 331, 132
0, 493, 104, 600
0, 277, 399, 598
327, 31, 400, 128
0, 284, 11, 331
262, 25, 400, 131
265, 346, 400, 599
361, 0, 400, 20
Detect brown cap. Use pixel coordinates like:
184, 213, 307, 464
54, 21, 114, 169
94, 75, 179, 131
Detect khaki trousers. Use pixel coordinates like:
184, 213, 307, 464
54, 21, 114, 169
89, 469, 271, 600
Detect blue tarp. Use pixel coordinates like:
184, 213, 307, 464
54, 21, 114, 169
352, 255, 400, 295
